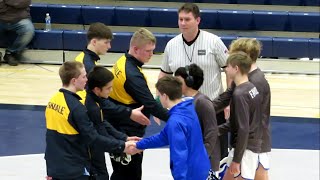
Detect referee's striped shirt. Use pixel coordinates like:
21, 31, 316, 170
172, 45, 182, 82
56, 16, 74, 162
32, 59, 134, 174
161, 30, 229, 100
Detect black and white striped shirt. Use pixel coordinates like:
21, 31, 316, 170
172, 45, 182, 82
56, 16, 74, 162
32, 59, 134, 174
161, 30, 229, 99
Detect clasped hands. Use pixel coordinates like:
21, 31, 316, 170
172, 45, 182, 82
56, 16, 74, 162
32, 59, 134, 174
124, 136, 143, 155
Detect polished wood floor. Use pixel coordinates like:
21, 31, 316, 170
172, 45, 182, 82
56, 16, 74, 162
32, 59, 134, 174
0, 63, 319, 118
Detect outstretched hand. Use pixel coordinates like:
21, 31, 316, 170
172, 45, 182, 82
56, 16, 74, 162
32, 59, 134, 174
127, 136, 142, 142
124, 141, 143, 155
130, 106, 151, 126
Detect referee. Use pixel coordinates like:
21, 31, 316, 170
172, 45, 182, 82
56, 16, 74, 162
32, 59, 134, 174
158, 3, 232, 159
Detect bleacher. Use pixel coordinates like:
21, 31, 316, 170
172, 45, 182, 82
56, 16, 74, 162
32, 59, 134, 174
0, 0, 319, 62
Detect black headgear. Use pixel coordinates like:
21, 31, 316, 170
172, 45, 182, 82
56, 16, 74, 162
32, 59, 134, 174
185, 65, 194, 87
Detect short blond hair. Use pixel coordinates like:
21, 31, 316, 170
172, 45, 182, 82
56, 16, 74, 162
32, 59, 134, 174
229, 38, 261, 62
130, 28, 156, 48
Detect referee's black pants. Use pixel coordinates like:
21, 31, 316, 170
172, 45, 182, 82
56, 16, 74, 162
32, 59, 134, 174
110, 153, 143, 180
217, 111, 229, 160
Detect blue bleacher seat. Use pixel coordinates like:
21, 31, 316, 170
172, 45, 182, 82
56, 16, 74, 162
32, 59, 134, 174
63, 31, 87, 51
82, 6, 115, 25
236, 0, 267, 5
220, 36, 237, 48
198, 0, 233, 3
289, 12, 320, 32
110, 32, 133, 52
256, 37, 273, 57
305, 0, 320, 6
171, 0, 195, 2
31, 30, 63, 50
30, 4, 48, 23
154, 33, 170, 53
253, 11, 288, 31
270, 0, 302, 6
47, 4, 82, 24
114, 7, 149, 27
308, 39, 320, 58
200, 9, 219, 29
218, 10, 253, 30
273, 38, 309, 58
149, 8, 178, 28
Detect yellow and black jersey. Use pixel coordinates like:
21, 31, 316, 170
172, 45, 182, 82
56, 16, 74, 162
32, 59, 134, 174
75, 48, 99, 103
84, 90, 127, 174
75, 49, 132, 119
75, 48, 100, 74
108, 53, 169, 136
45, 88, 125, 179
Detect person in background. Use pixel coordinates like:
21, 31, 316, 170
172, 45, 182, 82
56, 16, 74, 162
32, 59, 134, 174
0, 0, 34, 66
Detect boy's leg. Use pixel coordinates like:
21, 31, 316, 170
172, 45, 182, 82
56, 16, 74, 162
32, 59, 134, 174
254, 165, 268, 180
238, 150, 259, 180
222, 168, 235, 180
254, 153, 270, 180
223, 149, 238, 180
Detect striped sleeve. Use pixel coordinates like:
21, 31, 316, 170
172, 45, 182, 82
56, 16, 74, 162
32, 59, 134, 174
161, 45, 173, 73
214, 37, 229, 68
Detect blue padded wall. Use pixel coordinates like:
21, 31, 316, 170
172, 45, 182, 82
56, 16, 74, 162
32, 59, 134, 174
82, 6, 115, 25
47, 4, 82, 24
31, 30, 63, 50
273, 38, 309, 58
63, 30, 87, 51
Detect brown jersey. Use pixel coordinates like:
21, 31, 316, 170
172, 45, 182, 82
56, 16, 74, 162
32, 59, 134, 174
249, 68, 271, 153
229, 81, 262, 163
194, 92, 220, 171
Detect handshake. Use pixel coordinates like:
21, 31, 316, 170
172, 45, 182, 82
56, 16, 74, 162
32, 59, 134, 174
123, 136, 143, 155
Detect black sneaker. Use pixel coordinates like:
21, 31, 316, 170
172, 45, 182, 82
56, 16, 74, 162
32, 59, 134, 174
3, 53, 18, 66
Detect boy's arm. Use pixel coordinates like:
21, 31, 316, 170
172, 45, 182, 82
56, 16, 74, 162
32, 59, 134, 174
212, 82, 235, 113
218, 121, 231, 136
103, 120, 127, 141
136, 127, 169, 149
125, 72, 169, 121
195, 97, 218, 160
100, 98, 149, 126
232, 95, 250, 163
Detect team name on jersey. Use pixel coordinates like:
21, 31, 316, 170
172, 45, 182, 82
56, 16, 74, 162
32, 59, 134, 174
249, 87, 259, 99
47, 102, 65, 115
114, 64, 122, 78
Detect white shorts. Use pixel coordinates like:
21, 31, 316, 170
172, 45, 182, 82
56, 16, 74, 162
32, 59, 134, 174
258, 152, 270, 170
226, 148, 259, 180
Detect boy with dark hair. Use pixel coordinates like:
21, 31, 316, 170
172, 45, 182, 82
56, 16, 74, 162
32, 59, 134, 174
174, 63, 220, 178
134, 76, 210, 180
217, 52, 262, 180
75, 22, 113, 73
85, 66, 141, 180
45, 61, 136, 180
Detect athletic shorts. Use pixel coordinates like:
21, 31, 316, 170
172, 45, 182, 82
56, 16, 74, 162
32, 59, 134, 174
226, 148, 259, 180
258, 152, 270, 170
